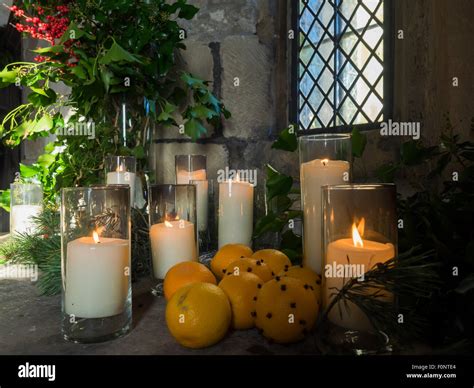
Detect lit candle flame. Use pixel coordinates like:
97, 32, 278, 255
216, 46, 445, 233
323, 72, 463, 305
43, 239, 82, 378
116, 163, 125, 172
357, 217, 365, 237
321, 158, 329, 166
352, 218, 364, 248
93, 230, 100, 243
164, 220, 173, 228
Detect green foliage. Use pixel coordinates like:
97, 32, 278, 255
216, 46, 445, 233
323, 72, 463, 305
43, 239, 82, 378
351, 127, 367, 158
272, 125, 298, 152
0, 206, 61, 295
0, 205, 151, 295
0, 0, 229, 203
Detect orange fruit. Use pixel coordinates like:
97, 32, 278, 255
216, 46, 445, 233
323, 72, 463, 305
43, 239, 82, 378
252, 249, 292, 276
210, 244, 253, 279
255, 276, 319, 344
163, 261, 216, 301
278, 265, 321, 301
218, 272, 262, 330
224, 257, 273, 282
166, 283, 231, 348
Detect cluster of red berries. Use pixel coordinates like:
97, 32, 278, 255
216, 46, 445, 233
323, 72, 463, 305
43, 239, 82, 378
10, 4, 70, 44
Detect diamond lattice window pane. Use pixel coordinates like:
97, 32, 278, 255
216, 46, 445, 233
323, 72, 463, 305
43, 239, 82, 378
298, 0, 385, 131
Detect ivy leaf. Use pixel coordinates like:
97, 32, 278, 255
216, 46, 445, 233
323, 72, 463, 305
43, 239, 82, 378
272, 125, 297, 152
100, 41, 143, 65
28, 89, 56, 107
352, 127, 367, 157
191, 105, 218, 120
200, 92, 221, 112
266, 165, 293, 201
184, 118, 207, 140
0, 68, 18, 83
157, 101, 177, 121
30, 86, 49, 97
31, 114, 53, 133
177, 4, 199, 19
181, 72, 206, 89
20, 163, 41, 178
37, 153, 56, 168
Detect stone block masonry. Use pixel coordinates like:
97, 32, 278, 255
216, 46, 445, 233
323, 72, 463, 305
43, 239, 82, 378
149, 0, 293, 219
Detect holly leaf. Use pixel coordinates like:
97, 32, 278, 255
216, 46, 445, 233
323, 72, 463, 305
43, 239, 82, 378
59, 22, 95, 43
100, 41, 143, 65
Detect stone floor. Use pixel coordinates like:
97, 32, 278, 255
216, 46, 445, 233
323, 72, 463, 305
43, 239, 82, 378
0, 277, 322, 355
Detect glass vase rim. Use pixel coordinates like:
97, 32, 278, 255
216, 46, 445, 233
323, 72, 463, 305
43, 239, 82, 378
61, 185, 131, 193
149, 183, 197, 189
104, 155, 136, 161
10, 182, 42, 188
322, 183, 396, 191
298, 133, 351, 141
174, 154, 207, 159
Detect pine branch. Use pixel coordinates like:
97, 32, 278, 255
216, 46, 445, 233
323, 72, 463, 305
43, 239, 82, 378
1, 205, 151, 295
322, 247, 442, 342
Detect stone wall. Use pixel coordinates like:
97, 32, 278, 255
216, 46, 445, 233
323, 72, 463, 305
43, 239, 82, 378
149, 0, 296, 221
148, 0, 474, 227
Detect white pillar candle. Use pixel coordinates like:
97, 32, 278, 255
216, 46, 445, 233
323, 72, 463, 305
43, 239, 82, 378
177, 170, 208, 232
218, 181, 254, 248
65, 234, 130, 319
301, 159, 350, 274
10, 204, 43, 235
193, 180, 209, 232
106, 170, 136, 206
150, 220, 197, 279
324, 223, 394, 331
176, 169, 207, 184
